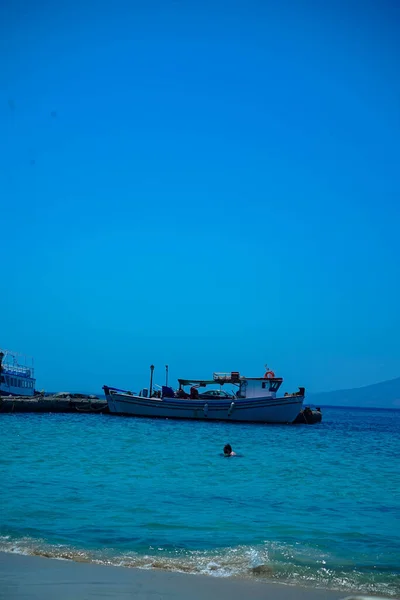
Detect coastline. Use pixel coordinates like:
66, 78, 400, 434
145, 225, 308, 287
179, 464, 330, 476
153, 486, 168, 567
0, 551, 351, 600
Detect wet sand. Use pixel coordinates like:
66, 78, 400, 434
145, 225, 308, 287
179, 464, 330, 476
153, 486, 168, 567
0, 551, 352, 600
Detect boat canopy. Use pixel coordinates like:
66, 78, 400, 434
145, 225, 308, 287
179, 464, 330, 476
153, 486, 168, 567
178, 379, 217, 387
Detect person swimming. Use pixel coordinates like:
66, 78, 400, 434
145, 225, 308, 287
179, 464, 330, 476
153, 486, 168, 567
223, 444, 236, 457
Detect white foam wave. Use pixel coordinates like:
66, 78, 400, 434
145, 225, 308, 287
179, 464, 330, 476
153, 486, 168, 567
0, 535, 398, 597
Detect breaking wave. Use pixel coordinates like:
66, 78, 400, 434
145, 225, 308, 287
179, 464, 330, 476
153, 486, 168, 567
0, 535, 398, 597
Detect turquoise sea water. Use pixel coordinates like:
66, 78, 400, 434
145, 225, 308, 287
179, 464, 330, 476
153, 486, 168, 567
0, 408, 399, 597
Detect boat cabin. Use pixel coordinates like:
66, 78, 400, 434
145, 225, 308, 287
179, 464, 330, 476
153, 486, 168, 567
0, 351, 36, 397
235, 377, 283, 399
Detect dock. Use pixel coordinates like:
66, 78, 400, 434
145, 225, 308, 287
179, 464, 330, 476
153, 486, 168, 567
0, 393, 109, 414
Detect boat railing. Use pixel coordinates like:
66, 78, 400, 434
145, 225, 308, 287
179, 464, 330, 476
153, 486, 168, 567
0, 350, 34, 378
2, 365, 33, 377
104, 385, 136, 394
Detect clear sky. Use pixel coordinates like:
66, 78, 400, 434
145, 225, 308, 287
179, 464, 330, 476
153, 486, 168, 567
1, 0, 399, 394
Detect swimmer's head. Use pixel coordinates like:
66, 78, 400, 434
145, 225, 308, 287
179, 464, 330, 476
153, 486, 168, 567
224, 444, 232, 456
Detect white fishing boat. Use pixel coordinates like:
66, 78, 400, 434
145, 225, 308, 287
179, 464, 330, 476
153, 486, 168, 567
0, 349, 36, 397
104, 366, 305, 424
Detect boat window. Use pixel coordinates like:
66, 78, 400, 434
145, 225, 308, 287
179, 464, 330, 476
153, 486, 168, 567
262, 381, 280, 391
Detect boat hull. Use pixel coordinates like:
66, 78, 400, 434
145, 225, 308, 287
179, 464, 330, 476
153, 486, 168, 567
0, 382, 35, 397
104, 389, 304, 424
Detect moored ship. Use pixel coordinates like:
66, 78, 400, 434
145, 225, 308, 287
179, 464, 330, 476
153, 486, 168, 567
104, 366, 305, 424
0, 349, 36, 396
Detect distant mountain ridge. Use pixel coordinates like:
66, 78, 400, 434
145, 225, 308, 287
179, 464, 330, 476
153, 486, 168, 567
308, 376, 400, 409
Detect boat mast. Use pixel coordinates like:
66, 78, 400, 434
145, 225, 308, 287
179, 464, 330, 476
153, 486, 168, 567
165, 365, 169, 387
149, 364, 154, 398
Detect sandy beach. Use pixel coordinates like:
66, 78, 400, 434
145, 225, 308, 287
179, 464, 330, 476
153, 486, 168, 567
0, 551, 352, 600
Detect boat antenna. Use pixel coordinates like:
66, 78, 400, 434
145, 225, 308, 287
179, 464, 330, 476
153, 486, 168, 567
149, 364, 154, 398
165, 365, 169, 387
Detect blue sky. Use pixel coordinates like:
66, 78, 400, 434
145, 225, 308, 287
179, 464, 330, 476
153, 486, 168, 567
1, 0, 399, 394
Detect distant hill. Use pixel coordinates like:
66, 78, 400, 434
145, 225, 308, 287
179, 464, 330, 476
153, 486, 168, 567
308, 377, 400, 409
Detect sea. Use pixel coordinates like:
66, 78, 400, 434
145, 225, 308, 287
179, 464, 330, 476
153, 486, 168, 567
0, 407, 399, 597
